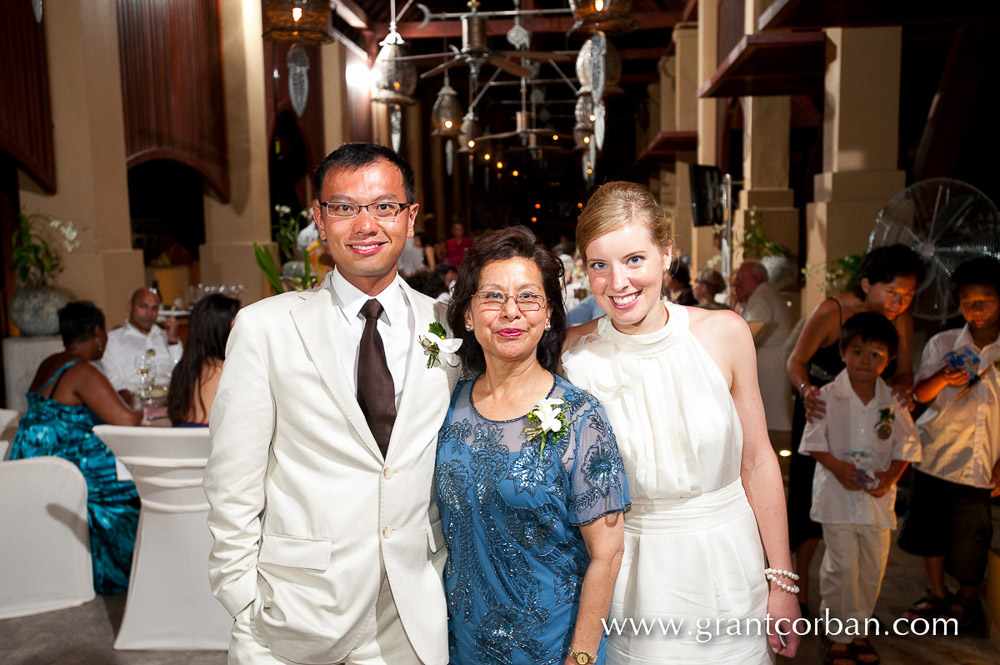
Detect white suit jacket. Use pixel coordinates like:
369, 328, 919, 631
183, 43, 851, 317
204, 275, 459, 665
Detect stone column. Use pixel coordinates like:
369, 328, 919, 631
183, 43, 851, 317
692, 3, 720, 270
672, 23, 702, 265
200, 0, 273, 304
18, 0, 143, 326
803, 27, 906, 315
321, 41, 349, 154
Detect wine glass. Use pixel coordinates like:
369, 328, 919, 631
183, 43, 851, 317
134, 352, 153, 399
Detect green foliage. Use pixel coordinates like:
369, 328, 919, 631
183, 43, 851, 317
253, 242, 323, 295
801, 253, 864, 295
12, 213, 79, 287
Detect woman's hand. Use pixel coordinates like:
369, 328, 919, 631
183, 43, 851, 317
801, 384, 826, 422
767, 585, 801, 657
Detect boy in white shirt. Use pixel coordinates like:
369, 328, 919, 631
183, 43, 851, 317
897, 257, 1000, 632
800, 312, 921, 665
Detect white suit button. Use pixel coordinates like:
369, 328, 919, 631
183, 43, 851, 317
382, 526, 392, 539
383, 467, 394, 479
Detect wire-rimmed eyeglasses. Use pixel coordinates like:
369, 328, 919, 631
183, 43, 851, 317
317, 201, 412, 220
472, 291, 547, 312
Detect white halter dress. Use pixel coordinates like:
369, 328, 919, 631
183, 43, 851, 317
562, 302, 772, 665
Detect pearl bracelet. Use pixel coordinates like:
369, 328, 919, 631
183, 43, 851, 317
769, 577, 801, 595
764, 567, 800, 581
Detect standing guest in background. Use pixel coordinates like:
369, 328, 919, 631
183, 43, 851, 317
733, 260, 794, 433
563, 182, 800, 663
692, 268, 729, 309
10, 301, 142, 594
663, 259, 697, 306
416, 231, 437, 270
167, 294, 241, 427
446, 222, 474, 268
898, 257, 1000, 631
786, 244, 924, 616
100, 287, 183, 399
438, 226, 629, 665
800, 313, 920, 665
205, 143, 460, 665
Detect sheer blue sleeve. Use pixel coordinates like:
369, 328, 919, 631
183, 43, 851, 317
561, 388, 630, 526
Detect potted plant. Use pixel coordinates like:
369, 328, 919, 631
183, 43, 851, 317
253, 205, 323, 294
10, 212, 79, 335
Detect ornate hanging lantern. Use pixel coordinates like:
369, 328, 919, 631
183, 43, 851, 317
573, 94, 594, 150
568, 0, 638, 35
575, 33, 622, 99
371, 30, 417, 106
431, 77, 463, 138
262, 0, 334, 43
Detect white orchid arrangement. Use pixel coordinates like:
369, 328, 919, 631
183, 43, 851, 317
523, 397, 569, 456
419, 322, 462, 368
12, 212, 80, 287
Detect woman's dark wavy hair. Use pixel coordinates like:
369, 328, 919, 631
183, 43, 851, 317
854, 244, 926, 299
59, 301, 105, 347
168, 294, 241, 423
447, 226, 566, 377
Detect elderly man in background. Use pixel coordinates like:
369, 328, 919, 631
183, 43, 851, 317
733, 260, 793, 434
100, 287, 182, 399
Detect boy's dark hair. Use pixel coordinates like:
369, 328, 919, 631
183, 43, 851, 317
404, 268, 447, 299
951, 256, 1000, 300
854, 245, 926, 299
839, 312, 899, 357
313, 143, 415, 203
58, 301, 106, 347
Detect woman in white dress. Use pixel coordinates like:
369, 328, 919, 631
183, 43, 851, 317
561, 182, 801, 664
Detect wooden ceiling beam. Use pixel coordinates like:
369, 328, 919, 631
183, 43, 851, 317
377, 12, 682, 41
334, 0, 371, 30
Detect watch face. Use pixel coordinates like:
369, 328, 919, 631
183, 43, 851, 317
575, 653, 591, 665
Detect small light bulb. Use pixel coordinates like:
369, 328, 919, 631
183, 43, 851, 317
587, 168, 593, 174
468, 140, 475, 148
292, 7, 303, 21
512, 170, 519, 177
595, 0, 605, 11
444, 120, 453, 129
496, 161, 503, 169
577, 202, 583, 209
589, 114, 596, 122
583, 136, 590, 144
531, 216, 538, 223
552, 134, 559, 141
534, 203, 541, 209
484, 153, 491, 161
779, 449, 792, 457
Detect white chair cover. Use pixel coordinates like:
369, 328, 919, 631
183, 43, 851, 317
0, 456, 95, 618
93, 425, 231, 650
0, 408, 19, 461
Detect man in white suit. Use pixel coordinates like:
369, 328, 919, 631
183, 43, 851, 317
204, 143, 460, 665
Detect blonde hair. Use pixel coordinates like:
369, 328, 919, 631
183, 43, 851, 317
576, 181, 671, 260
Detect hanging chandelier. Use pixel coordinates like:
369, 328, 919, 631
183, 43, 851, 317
262, 0, 334, 43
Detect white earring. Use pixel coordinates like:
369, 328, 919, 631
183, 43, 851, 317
545, 321, 551, 331
465, 323, 473, 331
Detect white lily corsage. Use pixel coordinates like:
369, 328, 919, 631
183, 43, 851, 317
419, 322, 462, 368
523, 397, 569, 456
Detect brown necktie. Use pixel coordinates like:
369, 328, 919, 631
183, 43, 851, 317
358, 299, 396, 457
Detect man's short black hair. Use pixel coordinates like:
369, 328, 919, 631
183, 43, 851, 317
839, 312, 899, 357
952, 256, 1000, 300
313, 143, 416, 203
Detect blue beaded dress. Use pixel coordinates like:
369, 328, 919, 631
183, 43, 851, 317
436, 373, 630, 665
9, 361, 139, 595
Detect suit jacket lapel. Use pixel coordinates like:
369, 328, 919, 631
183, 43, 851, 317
388, 282, 436, 458
290, 284, 383, 461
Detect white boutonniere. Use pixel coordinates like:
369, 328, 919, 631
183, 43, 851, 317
523, 397, 568, 456
419, 322, 462, 368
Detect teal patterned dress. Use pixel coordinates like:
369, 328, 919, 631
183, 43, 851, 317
9, 361, 139, 594
436, 373, 630, 665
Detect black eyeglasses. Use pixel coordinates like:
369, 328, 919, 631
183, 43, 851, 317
318, 201, 411, 220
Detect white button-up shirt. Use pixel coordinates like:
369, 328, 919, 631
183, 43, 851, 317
329, 268, 414, 408
800, 370, 921, 528
100, 320, 183, 392
914, 325, 1000, 488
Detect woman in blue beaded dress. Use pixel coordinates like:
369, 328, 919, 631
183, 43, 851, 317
10, 301, 143, 594
436, 227, 630, 665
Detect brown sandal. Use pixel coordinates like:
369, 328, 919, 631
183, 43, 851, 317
820, 635, 857, 665
850, 638, 880, 665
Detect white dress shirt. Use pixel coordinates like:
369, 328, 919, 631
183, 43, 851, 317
329, 268, 414, 408
914, 325, 1000, 488
800, 370, 921, 529
100, 320, 183, 392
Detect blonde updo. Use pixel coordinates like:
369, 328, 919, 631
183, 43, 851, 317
576, 181, 671, 261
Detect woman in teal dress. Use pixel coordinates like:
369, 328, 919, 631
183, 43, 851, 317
10, 301, 143, 594
437, 227, 630, 665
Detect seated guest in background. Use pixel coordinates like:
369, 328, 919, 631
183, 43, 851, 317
167, 294, 240, 427
404, 267, 448, 299
733, 260, 794, 434
439, 226, 629, 665
10, 301, 142, 594
100, 287, 183, 399
567, 293, 607, 326
693, 268, 729, 309
446, 222, 474, 267
435, 262, 459, 303
663, 259, 697, 305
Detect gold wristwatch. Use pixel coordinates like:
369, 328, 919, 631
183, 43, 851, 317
569, 650, 595, 664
